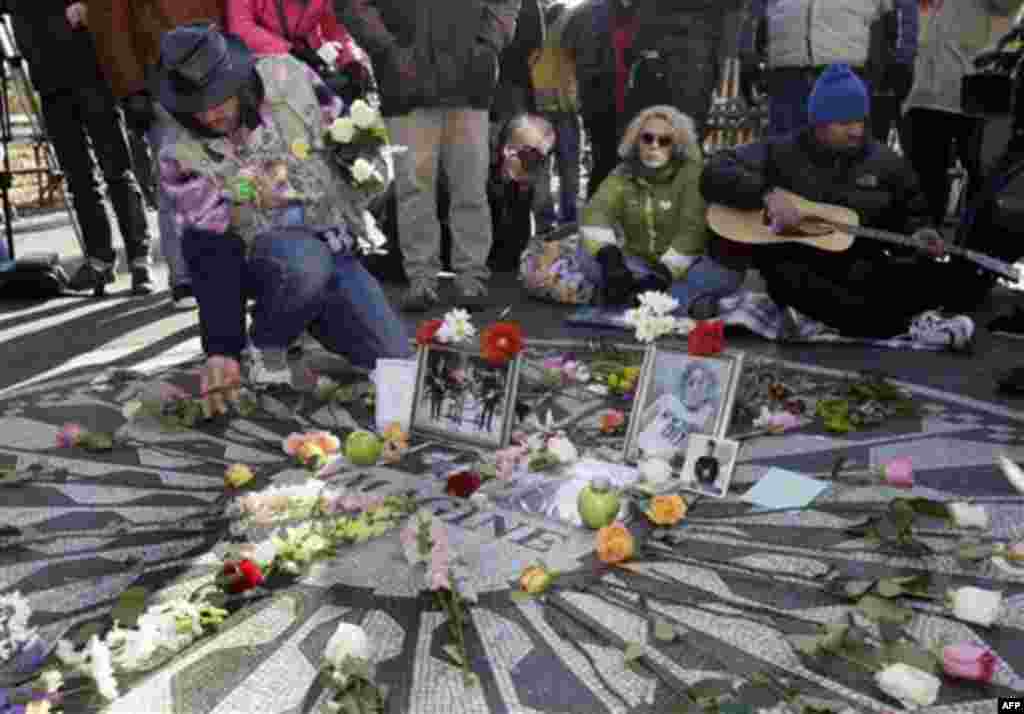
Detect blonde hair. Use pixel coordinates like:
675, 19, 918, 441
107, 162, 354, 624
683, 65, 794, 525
618, 105, 700, 160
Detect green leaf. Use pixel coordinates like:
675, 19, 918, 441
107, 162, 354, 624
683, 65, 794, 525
876, 578, 906, 598
70, 620, 107, 645
110, 586, 149, 627
509, 590, 532, 603
883, 641, 940, 674
901, 498, 949, 520
957, 542, 998, 561
843, 579, 876, 599
787, 634, 822, 657
0, 467, 17, 482
856, 594, 912, 624
442, 644, 464, 666
653, 617, 677, 642
623, 641, 645, 663
819, 624, 849, 653
689, 678, 735, 705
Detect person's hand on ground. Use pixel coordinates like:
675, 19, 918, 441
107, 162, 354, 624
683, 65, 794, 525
912, 227, 946, 258
764, 190, 801, 233
200, 356, 241, 418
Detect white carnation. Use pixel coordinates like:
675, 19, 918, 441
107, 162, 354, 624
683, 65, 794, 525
351, 157, 378, 184
637, 291, 679, 316
948, 586, 1003, 627
437, 308, 475, 343
349, 99, 378, 130
874, 663, 940, 709
329, 117, 356, 144
324, 622, 372, 669
948, 502, 989, 529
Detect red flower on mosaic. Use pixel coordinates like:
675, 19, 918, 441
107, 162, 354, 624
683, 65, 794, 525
221, 559, 265, 593
445, 470, 483, 499
688, 320, 725, 356
416, 319, 443, 346
481, 322, 523, 365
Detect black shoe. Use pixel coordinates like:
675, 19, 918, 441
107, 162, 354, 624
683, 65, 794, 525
69, 262, 116, 296
131, 265, 154, 295
171, 284, 198, 309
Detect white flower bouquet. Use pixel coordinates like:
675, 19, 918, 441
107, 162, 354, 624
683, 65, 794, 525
325, 99, 391, 195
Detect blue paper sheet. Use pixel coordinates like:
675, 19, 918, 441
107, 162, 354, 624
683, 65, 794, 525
741, 467, 831, 510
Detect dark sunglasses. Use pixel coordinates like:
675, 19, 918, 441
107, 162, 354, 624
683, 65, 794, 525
640, 131, 673, 148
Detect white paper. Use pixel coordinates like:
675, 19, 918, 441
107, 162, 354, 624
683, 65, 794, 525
372, 358, 418, 433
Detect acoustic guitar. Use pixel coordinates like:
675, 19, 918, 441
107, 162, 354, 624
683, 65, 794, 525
706, 188, 1020, 282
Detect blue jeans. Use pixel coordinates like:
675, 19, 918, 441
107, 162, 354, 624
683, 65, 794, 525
185, 228, 411, 367
577, 247, 745, 314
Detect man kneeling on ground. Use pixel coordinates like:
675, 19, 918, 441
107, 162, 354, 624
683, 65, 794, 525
154, 23, 411, 415
701, 63, 991, 349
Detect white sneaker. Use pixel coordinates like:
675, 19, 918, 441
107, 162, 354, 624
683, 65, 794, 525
249, 347, 292, 387
909, 310, 975, 350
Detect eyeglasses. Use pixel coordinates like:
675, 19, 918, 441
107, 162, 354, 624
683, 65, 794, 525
640, 132, 673, 148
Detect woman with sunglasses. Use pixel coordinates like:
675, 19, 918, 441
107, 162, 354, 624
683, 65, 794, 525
579, 105, 745, 313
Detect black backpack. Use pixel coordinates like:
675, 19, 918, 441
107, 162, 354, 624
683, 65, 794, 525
0, 253, 70, 300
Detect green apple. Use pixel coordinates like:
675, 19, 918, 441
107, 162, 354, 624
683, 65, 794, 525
345, 430, 383, 466
577, 477, 622, 529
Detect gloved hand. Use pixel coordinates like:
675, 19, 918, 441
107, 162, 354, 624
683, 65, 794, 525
912, 227, 946, 258
634, 261, 673, 294
122, 91, 155, 133
883, 63, 914, 101
763, 190, 801, 234
199, 355, 241, 419
595, 245, 635, 306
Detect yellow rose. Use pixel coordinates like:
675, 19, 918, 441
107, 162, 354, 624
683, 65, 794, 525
224, 463, 255, 489
291, 138, 311, 160
646, 494, 687, 526
595, 522, 635, 565
519, 565, 554, 594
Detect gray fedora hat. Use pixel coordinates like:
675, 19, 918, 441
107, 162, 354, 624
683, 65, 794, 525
155, 23, 254, 115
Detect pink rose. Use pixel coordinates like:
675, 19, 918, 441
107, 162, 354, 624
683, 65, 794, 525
1005, 542, 1024, 562
542, 357, 564, 371
882, 457, 914, 488
56, 423, 83, 448
942, 643, 997, 682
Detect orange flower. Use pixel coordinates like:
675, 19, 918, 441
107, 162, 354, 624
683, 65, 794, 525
296, 441, 328, 470
595, 522, 635, 565
481, 322, 523, 365
282, 432, 306, 456
645, 494, 687, 526
382, 421, 407, 443
416, 319, 443, 346
519, 565, 554, 594
308, 430, 341, 454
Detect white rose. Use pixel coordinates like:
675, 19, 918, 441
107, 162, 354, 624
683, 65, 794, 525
324, 622, 371, 669
349, 99, 378, 130
329, 117, 356, 144
639, 457, 672, 484
351, 157, 377, 184
948, 586, 1003, 627
547, 436, 578, 464
997, 454, 1024, 493
637, 291, 679, 316
874, 663, 940, 709
948, 502, 989, 529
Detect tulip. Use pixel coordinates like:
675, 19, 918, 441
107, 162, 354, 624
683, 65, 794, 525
942, 643, 997, 682
948, 586, 1003, 627
875, 663, 940, 709
881, 457, 914, 488
948, 502, 989, 529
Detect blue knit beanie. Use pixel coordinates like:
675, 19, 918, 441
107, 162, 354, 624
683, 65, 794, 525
807, 64, 869, 125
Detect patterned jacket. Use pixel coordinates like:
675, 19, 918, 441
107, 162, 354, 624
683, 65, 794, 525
159, 55, 389, 250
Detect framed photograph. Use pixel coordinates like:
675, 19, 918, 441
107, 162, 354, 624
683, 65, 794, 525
409, 344, 522, 450
623, 345, 744, 463
678, 435, 740, 498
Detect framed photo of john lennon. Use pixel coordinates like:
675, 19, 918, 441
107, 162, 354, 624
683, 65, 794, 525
409, 344, 522, 450
623, 345, 744, 464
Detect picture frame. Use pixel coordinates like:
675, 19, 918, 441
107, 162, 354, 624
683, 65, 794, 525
409, 343, 522, 450
623, 344, 744, 463
678, 435, 740, 499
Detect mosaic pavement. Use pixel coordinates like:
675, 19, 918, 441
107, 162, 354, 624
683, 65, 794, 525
1, 342, 1023, 713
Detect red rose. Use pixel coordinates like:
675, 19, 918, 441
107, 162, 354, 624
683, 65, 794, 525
416, 319, 443, 346
446, 470, 483, 498
688, 320, 725, 356
481, 322, 523, 365
221, 559, 265, 593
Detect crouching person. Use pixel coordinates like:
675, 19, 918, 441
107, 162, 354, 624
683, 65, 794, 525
520, 105, 744, 315
155, 24, 411, 415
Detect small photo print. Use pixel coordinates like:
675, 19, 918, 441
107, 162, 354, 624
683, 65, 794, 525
678, 435, 739, 499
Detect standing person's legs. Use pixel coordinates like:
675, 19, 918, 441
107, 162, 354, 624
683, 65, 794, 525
42, 90, 118, 292
386, 108, 446, 311
556, 112, 582, 224
583, 111, 620, 198
902, 108, 957, 225
440, 108, 493, 296
78, 81, 154, 293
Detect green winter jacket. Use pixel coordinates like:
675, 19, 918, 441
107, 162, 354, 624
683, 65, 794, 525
580, 142, 710, 277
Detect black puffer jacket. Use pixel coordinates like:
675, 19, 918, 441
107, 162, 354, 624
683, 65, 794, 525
336, 0, 522, 117
9, 0, 106, 97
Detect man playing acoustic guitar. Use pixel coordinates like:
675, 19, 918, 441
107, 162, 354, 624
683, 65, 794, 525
701, 63, 995, 348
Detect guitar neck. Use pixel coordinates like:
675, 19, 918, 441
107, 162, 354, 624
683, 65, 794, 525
824, 220, 1019, 281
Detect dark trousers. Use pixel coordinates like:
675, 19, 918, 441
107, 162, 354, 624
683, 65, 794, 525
41, 83, 151, 265
870, 94, 902, 144
583, 111, 620, 198
901, 108, 984, 226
